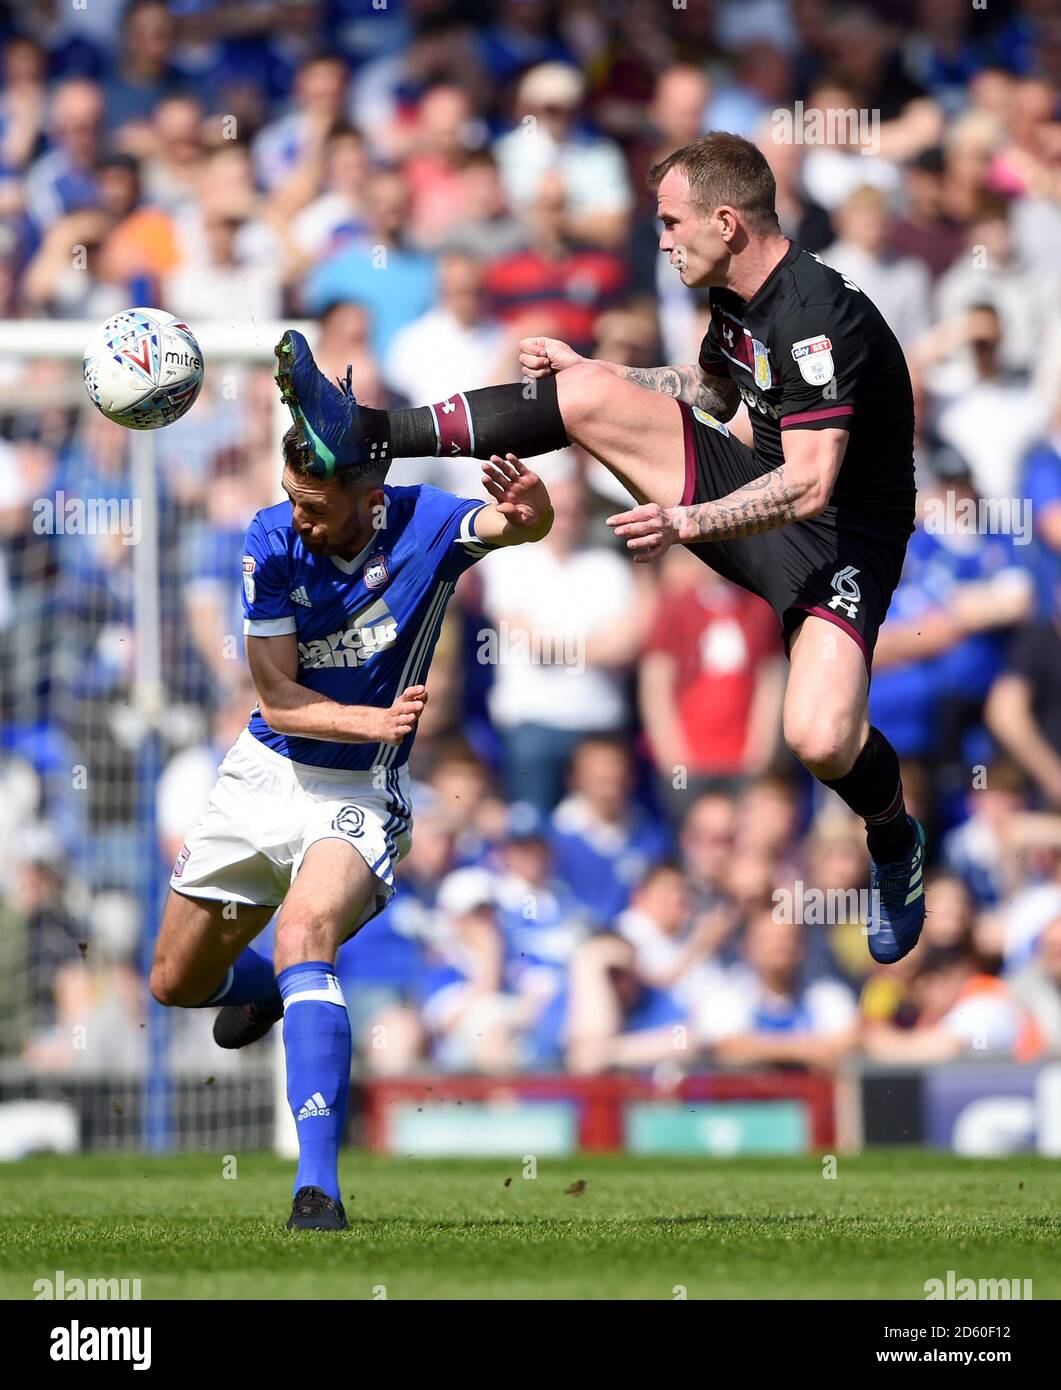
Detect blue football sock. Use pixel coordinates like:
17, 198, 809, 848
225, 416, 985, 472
198, 946, 280, 1008
278, 961, 351, 1201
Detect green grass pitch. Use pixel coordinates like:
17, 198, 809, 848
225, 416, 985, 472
3, 1151, 1059, 1300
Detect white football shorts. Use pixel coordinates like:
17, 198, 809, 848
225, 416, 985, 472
169, 728, 413, 929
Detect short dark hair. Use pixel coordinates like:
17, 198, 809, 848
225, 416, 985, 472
281, 426, 386, 489
649, 132, 778, 232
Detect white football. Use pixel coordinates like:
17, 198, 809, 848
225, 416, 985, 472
83, 307, 204, 429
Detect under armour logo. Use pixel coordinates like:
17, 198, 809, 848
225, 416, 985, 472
827, 565, 862, 619
441, 399, 457, 414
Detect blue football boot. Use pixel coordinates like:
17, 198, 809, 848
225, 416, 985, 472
867, 816, 927, 964
274, 329, 371, 477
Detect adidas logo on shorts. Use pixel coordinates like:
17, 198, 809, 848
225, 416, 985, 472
297, 1091, 330, 1121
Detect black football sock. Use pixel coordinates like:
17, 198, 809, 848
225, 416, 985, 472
819, 726, 915, 863
359, 376, 569, 461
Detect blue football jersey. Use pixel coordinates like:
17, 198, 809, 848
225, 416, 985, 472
241, 483, 490, 770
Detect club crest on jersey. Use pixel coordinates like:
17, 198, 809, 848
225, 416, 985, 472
791, 335, 834, 386
364, 554, 389, 589
242, 555, 256, 603
752, 338, 772, 390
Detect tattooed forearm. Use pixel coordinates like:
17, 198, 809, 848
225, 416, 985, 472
675, 466, 808, 542
619, 363, 739, 420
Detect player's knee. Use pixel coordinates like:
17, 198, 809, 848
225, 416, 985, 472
783, 712, 855, 780
274, 907, 335, 963
555, 360, 612, 432
149, 959, 194, 1008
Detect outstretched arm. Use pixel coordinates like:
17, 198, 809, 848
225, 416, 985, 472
608, 427, 848, 560
472, 452, 554, 546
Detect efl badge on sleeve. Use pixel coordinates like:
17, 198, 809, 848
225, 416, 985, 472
791, 335, 834, 386
242, 555, 256, 604
364, 554, 389, 589
752, 339, 772, 390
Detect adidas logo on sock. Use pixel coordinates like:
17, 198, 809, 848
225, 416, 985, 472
297, 1091, 330, 1121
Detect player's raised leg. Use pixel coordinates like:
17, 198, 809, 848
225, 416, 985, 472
149, 891, 280, 1018
273, 328, 689, 507
783, 616, 925, 962
272, 836, 381, 1232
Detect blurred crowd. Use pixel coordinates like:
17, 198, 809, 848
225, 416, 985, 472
0, 0, 1060, 1078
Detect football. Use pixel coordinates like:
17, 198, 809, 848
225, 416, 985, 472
82, 307, 204, 429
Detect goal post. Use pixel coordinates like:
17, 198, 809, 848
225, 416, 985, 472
0, 318, 314, 1155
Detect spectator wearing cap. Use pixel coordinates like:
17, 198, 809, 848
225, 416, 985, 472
419, 865, 520, 1073
492, 63, 633, 251
549, 737, 672, 924
302, 167, 437, 360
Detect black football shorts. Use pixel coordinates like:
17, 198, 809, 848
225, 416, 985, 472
676, 401, 912, 669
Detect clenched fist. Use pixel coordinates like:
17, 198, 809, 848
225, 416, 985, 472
518, 336, 584, 379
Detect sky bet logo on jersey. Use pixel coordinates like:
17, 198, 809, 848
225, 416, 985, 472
791, 335, 834, 386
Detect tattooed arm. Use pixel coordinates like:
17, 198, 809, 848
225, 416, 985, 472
611, 362, 741, 421
516, 337, 740, 420
607, 428, 849, 559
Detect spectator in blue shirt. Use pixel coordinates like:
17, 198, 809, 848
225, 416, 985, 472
550, 736, 672, 924
301, 167, 437, 358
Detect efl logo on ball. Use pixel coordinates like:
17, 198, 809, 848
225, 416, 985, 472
83, 308, 204, 430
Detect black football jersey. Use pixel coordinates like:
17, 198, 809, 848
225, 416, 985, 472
698, 242, 915, 543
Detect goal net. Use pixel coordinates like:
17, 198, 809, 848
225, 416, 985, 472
0, 319, 306, 1156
